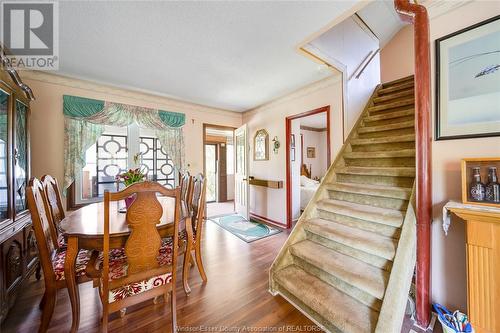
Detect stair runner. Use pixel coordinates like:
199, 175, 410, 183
269, 76, 417, 333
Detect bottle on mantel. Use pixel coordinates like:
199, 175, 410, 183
469, 167, 486, 202
485, 166, 500, 203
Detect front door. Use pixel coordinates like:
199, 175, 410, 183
234, 124, 249, 219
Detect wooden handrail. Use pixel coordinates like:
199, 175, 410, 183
348, 50, 373, 81
355, 49, 380, 80
394, 0, 432, 328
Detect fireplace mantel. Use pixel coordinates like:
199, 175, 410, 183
449, 204, 500, 333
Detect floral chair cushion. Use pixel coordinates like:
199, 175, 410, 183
52, 249, 92, 281
98, 240, 174, 303
107, 272, 172, 303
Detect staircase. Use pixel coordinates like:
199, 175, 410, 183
269, 76, 417, 333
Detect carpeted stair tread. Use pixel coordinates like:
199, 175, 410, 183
378, 81, 414, 95
275, 265, 378, 333
373, 89, 414, 104
364, 109, 414, 122
344, 149, 415, 159
290, 240, 389, 300
317, 199, 404, 228
368, 99, 414, 113
270, 75, 416, 332
325, 182, 412, 200
351, 134, 415, 146
358, 120, 414, 133
381, 75, 414, 88
335, 166, 415, 178
305, 218, 397, 260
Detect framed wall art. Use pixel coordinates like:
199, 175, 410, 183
307, 147, 315, 158
254, 129, 269, 161
436, 15, 500, 140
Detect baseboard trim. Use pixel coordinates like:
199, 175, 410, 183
249, 212, 287, 230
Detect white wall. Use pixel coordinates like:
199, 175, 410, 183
243, 74, 343, 225
380, 1, 500, 311
301, 129, 328, 179
305, 16, 381, 136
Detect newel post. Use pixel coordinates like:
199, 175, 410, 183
394, 0, 432, 328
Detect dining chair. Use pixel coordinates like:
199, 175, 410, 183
27, 178, 93, 333
41, 175, 66, 249
179, 171, 193, 205
99, 181, 181, 332
187, 173, 208, 282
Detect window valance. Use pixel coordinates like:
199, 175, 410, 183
62, 95, 185, 127
62, 95, 185, 191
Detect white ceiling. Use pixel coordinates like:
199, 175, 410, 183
299, 113, 327, 129
357, 1, 406, 48
56, 1, 360, 112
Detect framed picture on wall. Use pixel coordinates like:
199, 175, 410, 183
307, 147, 315, 158
436, 15, 500, 140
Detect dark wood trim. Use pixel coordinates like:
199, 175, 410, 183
0, 46, 35, 100
249, 212, 286, 230
285, 105, 331, 229
299, 125, 327, 132
394, 0, 432, 327
435, 15, 500, 141
0, 65, 38, 324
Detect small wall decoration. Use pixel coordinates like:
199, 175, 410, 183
254, 129, 269, 160
272, 136, 280, 154
307, 147, 315, 158
436, 15, 500, 140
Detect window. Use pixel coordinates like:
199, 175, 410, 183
76, 123, 177, 205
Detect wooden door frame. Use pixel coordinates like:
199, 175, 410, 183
202, 124, 237, 211
285, 105, 331, 229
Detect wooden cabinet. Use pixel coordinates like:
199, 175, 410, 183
449, 207, 500, 333
0, 67, 36, 323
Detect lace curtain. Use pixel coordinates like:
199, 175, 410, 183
63, 95, 185, 191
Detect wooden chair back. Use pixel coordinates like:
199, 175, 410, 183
41, 175, 65, 248
179, 171, 193, 205
26, 178, 58, 283
190, 174, 206, 236
102, 181, 181, 317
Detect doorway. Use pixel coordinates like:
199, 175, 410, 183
203, 124, 236, 218
285, 106, 331, 228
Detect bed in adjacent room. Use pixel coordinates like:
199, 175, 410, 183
300, 175, 320, 210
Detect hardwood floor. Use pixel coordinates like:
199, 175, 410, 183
2, 220, 316, 333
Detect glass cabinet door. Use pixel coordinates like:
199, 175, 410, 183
0, 90, 9, 220
14, 101, 28, 215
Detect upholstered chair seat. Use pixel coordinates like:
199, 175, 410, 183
52, 249, 92, 281
97, 239, 175, 303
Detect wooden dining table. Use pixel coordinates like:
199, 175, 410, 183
59, 197, 190, 333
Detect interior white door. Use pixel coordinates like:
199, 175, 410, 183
234, 124, 249, 219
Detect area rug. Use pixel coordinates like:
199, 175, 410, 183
209, 214, 281, 243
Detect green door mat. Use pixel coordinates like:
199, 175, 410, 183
209, 214, 281, 243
